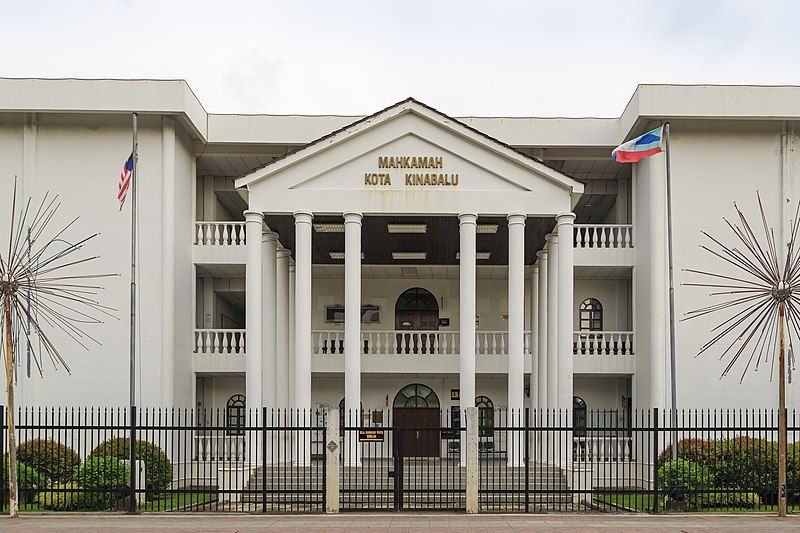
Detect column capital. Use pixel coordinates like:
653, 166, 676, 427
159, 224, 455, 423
293, 211, 314, 224
343, 212, 363, 223
458, 213, 478, 225
507, 213, 527, 225
244, 210, 264, 224
545, 232, 558, 244
556, 212, 577, 225
262, 230, 279, 243
277, 248, 292, 260
536, 249, 547, 260
289, 263, 296, 273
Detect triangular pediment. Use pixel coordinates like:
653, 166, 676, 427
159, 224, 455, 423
235, 98, 584, 199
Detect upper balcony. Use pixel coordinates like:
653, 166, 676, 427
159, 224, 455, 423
193, 221, 246, 264
573, 224, 634, 267
193, 220, 635, 267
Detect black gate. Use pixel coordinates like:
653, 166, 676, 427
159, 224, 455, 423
340, 409, 465, 511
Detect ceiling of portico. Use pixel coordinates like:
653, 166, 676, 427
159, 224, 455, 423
265, 214, 556, 267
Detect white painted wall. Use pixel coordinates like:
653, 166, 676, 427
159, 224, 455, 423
312, 277, 513, 333
0, 112, 197, 407
668, 123, 799, 409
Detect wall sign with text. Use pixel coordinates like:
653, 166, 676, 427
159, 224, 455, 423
364, 156, 460, 187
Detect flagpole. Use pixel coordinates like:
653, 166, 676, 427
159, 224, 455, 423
129, 113, 138, 410
664, 122, 679, 459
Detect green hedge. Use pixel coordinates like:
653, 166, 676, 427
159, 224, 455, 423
36, 482, 89, 510
662, 437, 800, 505
72, 457, 131, 510
89, 438, 172, 498
1, 456, 48, 504
17, 439, 81, 483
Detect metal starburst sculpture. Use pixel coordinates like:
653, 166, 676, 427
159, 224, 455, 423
1, 180, 117, 517
683, 192, 796, 517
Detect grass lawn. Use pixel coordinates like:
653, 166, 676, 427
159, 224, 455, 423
8, 492, 216, 513
139, 492, 217, 512
595, 493, 800, 514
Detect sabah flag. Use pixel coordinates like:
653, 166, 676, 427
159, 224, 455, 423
612, 126, 664, 163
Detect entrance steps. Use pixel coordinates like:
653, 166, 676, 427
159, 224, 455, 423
241, 460, 575, 507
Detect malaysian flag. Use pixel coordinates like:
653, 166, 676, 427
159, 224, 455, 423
118, 153, 133, 211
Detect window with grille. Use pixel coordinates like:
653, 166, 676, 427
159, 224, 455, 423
579, 298, 603, 331
225, 394, 246, 436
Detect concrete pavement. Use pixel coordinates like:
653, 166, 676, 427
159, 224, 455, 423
0, 513, 799, 532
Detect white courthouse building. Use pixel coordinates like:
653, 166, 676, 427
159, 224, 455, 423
1, 79, 798, 446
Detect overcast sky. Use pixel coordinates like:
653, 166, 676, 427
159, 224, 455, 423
3, 1, 800, 117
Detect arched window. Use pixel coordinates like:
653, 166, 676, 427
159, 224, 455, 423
475, 395, 494, 438
226, 394, 246, 436
573, 396, 588, 437
393, 383, 440, 408
395, 288, 439, 312
579, 298, 603, 331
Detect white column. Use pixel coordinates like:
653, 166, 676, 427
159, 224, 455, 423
507, 214, 526, 413
276, 248, 291, 409
556, 213, 575, 410
536, 250, 548, 410
160, 117, 176, 406
546, 233, 559, 410
344, 212, 363, 465
288, 262, 295, 408
294, 212, 313, 465
458, 214, 478, 420
244, 211, 264, 413
529, 263, 539, 413
507, 214, 526, 466
262, 231, 278, 409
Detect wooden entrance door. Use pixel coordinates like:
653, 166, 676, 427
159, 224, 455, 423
395, 288, 439, 354
393, 407, 440, 457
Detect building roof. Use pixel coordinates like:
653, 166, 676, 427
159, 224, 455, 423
2, 78, 800, 147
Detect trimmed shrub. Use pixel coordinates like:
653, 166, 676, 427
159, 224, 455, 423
658, 438, 718, 468
658, 458, 716, 510
89, 438, 172, 498
72, 456, 131, 510
1, 455, 48, 504
697, 491, 761, 509
37, 482, 89, 510
17, 439, 80, 483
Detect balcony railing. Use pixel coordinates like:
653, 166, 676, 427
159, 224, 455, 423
572, 331, 634, 356
573, 435, 633, 461
573, 224, 633, 249
312, 330, 532, 356
194, 329, 246, 354
194, 222, 246, 246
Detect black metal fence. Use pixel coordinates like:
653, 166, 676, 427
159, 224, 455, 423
0, 406, 326, 513
0, 405, 797, 514
483, 408, 799, 513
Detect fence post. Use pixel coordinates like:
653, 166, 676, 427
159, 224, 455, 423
652, 407, 659, 514
524, 407, 530, 514
0, 405, 5, 512
261, 407, 267, 512
465, 406, 479, 513
325, 407, 340, 513
129, 405, 137, 514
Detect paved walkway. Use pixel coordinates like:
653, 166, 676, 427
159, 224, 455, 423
0, 513, 798, 532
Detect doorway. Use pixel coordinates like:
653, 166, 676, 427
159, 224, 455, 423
395, 287, 439, 354
393, 383, 441, 457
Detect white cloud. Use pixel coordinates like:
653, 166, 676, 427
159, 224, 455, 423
2, 0, 800, 116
